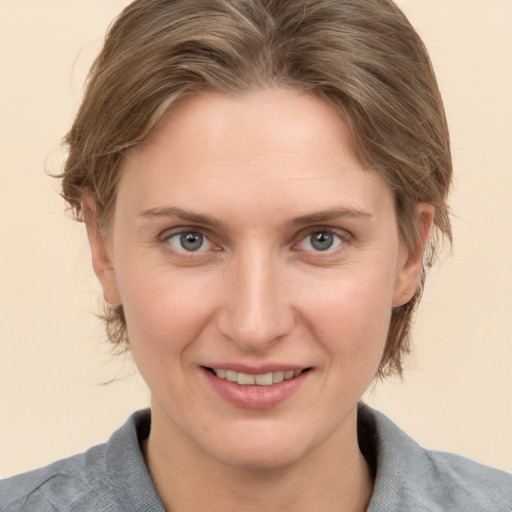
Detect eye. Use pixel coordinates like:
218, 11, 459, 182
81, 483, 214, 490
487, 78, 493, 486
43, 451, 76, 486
299, 230, 344, 252
166, 231, 213, 252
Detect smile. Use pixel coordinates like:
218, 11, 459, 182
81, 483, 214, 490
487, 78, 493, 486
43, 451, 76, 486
209, 368, 304, 386
202, 366, 311, 409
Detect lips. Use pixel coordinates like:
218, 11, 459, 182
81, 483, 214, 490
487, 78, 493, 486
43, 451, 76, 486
202, 365, 311, 409
210, 368, 303, 386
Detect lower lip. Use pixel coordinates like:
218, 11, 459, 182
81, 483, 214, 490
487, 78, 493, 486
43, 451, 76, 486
202, 368, 309, 410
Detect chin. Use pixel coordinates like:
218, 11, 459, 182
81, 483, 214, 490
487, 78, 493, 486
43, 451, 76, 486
203, 424, 314, 470
214, 445, 305, 471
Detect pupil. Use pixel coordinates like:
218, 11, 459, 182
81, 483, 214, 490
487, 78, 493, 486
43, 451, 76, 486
180, 232, 203, 251
311, 231, 333, 251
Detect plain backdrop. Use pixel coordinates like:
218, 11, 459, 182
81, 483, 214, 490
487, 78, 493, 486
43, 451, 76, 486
1, 0, 511, 477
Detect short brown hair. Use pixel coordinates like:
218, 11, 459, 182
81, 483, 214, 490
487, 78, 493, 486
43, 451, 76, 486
62, 0, 452, 379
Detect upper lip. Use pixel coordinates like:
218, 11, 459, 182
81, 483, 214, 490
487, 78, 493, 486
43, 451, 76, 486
201, 363, 310, 374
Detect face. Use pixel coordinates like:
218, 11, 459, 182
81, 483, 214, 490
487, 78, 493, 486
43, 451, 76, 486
86, 89, 429, 470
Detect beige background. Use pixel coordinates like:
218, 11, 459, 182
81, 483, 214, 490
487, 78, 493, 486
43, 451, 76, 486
1, 0, 511, 478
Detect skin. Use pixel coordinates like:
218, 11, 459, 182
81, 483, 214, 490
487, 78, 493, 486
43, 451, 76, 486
85, 89, 432, 512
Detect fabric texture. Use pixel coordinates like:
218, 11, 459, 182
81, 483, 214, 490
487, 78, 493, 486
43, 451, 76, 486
1, 407, 510, 511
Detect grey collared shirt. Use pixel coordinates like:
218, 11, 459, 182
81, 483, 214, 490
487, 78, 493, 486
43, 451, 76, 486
1, 407, 511, 511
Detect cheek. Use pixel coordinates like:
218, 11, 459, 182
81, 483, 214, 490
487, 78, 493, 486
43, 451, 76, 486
117, 268, 222, 419
300, 264, 395, 364
116, 264, 218, 366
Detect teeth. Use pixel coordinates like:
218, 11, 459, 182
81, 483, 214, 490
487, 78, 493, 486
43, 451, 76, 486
237, 373, 255, 385
226, 370, 238, 382
212, 368, 303, 386
273, 370, 284, 383
255, 372, 273, 386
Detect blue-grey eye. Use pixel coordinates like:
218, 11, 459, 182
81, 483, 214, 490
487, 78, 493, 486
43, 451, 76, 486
299, 230, 343, 252
311, 231, 334, 251
167, 231, 211, 252
180, 232, 203, 251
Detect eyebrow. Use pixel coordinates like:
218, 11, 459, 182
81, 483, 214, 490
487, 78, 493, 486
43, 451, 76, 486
138, 206, 222, 227
139, 205, 372, 228
288, 207, 372, 226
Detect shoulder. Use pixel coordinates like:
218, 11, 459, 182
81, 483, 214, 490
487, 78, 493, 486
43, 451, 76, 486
359, 405, 512, 512
0, 410, 158, 512
421, 449, 512, 510
0, 443, 111, 512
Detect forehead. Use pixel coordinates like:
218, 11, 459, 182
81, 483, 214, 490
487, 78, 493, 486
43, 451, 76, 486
137, 89, 355, 164
117, 89, 394, 223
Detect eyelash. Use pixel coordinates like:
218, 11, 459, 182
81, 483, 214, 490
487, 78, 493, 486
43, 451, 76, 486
296, 230, 346, 253
159, 227, 350, 258
163, 230, 216, 254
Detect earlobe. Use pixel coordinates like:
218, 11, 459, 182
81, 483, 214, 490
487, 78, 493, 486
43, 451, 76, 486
392, 204, 434, 308
82, 196, 122, 307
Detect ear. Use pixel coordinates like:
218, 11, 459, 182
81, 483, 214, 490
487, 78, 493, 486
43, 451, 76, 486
392, 204, 434, 308
82, 196, 122, 307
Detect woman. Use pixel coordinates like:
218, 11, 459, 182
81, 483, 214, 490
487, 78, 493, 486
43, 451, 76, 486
1, 0, 510, 510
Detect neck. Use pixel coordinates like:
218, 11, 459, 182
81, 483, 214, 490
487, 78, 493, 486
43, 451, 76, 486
143, 404, 373, 512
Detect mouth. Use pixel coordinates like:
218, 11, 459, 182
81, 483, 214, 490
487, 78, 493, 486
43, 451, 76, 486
203, 367, 312, 386
201, 365, 312, 409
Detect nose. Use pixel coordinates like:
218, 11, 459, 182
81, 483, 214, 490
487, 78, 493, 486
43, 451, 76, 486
216, 247, 295, 352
